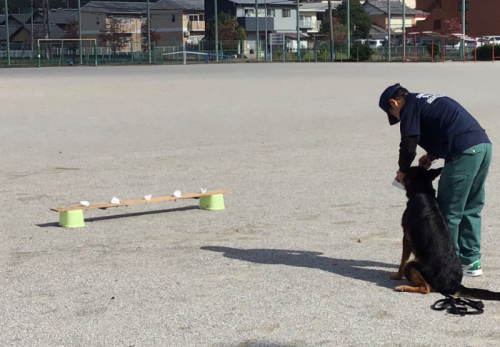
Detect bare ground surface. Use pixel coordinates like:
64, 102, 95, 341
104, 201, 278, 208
1, 63, 500, 347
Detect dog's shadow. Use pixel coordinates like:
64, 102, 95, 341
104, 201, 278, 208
201, 246, 400, 289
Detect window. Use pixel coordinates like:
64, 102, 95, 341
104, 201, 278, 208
199, 14, 204, 21
172, 15, 175, 22
300, 15, 312, 27
245, 9, 255, 16
458, 2, 469, 11
282, 9, 291, 18
189, 15, 197, 22
267, 9, 275, 17
434, 19, 441, 30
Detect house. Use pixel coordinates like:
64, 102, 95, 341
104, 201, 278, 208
0, 11, 66, 44
205, 0, 299, 45
299, 1, 339, 35
412, 0, 500, 38
363, 0, 428, 38
77, 1, 205, 50
77, 2, 147, 51
149, 0, 205, 45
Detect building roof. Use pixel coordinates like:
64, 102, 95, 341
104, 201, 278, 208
11, 14, 32, 24
48, 9, 76, 24
0, 25, 22, 40
364, 0, 427, 15
167, 0, 204, 10
370, 24, 387, 39
229, 0, 296, 5
82, 1, 149, 14
0, 15, 5, 25
30, 24, 65, 39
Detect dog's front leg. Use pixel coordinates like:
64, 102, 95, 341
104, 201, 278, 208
390, 235, 413, 280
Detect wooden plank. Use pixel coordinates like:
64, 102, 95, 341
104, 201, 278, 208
50, 189, 234, 213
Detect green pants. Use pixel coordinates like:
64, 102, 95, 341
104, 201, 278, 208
437, 143, 492, 265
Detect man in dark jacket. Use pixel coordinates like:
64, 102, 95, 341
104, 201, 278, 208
379, 83, 492, 277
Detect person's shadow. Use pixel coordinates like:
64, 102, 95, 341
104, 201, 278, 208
200, 246, 401, 290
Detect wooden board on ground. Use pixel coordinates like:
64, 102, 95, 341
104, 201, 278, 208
50, 190, 234, 213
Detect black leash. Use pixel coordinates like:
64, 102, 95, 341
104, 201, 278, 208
431, 294, 484, 316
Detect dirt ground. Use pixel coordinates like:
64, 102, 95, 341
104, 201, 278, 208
1, 63, 500, 347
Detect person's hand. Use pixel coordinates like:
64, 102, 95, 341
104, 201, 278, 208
418, 154, 433, 169
395, 171, 405, 186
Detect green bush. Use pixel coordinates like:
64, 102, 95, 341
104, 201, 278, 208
351, 43, 373, 61
426, 43, 441, 59
476, 44, 500, 61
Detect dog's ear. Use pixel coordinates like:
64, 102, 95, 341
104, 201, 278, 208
427, 167, 443, 181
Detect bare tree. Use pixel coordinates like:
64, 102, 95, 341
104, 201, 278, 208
63, 20, 79, 61
98, 18, 129, 58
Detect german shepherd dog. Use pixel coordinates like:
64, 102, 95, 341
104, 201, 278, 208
390, 166, 500, 300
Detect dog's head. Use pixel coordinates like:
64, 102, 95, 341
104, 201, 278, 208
403, 166, 443, 198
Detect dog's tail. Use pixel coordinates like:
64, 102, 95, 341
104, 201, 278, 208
454, 284, 500, 301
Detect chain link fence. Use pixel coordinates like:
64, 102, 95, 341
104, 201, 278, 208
1, 39, 499, 67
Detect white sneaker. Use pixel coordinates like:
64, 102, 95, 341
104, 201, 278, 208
463, 261, 483, 277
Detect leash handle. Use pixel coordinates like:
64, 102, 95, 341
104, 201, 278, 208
431, 295, 484, 316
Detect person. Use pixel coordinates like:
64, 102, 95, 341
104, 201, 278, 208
379, 83, 492, 277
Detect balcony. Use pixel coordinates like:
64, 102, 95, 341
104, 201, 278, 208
188, 21, 205, 31
300, 20, 313, 29
237, 17, 275, 32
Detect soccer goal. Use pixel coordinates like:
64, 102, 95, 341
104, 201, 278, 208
37, 39, 98, 67
161, 51, 232, 65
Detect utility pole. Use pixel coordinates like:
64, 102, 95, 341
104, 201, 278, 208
215, 0, 218, 61
296, 0, 300, 62
147, 0, 151, 63
45, 0, 51, 39
4, 0, 10, 65
255, 0, 259, 61
78, 0, 82, 64
388, 0, 391, 61
347, 0, 350, 59
328, 0, 333, 62
31, 0, 34, 63
264, 0, 268, 62
41, 0, 46, 38
402, 0, 406, 62
461, 0, 465, 59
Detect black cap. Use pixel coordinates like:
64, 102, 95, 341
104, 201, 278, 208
379, 83, 403, 125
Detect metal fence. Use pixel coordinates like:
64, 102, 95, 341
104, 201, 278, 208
0, 39, 496, 67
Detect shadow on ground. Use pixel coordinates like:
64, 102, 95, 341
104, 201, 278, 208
201, 246, 398, 289
37, 205, 199, 228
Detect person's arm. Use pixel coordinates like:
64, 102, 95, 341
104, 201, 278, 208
398, 135, 420, 173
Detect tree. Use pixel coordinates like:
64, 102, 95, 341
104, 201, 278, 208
333, 0, 372, 39
320, 16, 347, 43
141, 22, 161, 52
63, 20, 79, 39
205, 13, 246, 41
444, 17, 462, 45
62, 20, 79, 61
426, 42, 441, 59
98, 18, 129, 55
